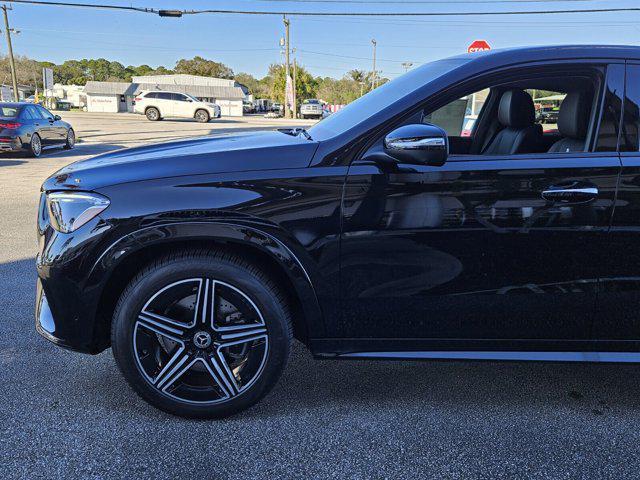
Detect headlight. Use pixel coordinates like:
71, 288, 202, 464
46, 191, 110, 233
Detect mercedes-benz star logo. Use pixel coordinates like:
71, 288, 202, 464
193, 331, 212, 349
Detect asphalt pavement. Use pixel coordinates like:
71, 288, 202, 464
1, 112, 640, 479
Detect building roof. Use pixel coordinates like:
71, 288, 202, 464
135, 83, 245, 99
84, 80, 245, 99
84, 81, 138, 95
131, 74, 236, 88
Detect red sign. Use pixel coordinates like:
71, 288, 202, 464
467, 40, 491, 53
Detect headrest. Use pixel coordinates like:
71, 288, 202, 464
498, 89, 535, 128
558, 92, 590, 139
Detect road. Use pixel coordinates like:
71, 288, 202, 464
2, 112, 640, 479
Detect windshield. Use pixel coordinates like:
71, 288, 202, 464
308, 56, 469, 140
303, 99, 319, 104
185, 94, 199, 102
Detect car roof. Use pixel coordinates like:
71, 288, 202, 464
0, 102, 31, 107
456, 44, 640, 65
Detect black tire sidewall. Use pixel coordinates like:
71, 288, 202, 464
112, 254, 290, 418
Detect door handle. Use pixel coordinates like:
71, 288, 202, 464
541, 182, 598, 204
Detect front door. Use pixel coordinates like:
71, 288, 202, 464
337, 64, 623, 349
172, 93, 193, 118
33, 105, 56, 145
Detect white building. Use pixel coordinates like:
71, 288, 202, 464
51, 84, 86, 108
84, 74, 246, 116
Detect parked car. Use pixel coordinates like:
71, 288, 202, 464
133, 91, 221, 122
536, 106, 560, 124
271, 102, 283, 113
36, 45, 640, 419
242, 101, 256, 114
0, 102, 74, 157
300, 99, 323, 119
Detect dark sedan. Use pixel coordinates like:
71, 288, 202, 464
35, 45, 640, 419
0, 103, 74, 157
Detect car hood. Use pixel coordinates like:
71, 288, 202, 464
42, 130, 319, 191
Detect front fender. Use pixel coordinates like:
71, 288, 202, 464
88, 221, 325, 338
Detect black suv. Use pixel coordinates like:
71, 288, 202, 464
36, 46, 640, 418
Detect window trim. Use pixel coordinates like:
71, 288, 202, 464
620, 61, 640, 157
354, 60, 621, 167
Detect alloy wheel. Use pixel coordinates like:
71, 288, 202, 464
67, 129, 75, 148
133, 278, 269, 405
195, 111, 209, 123
31, 134, 41, 156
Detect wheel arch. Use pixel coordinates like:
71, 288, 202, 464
89, 221, 324, 350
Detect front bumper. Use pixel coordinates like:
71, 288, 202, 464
35, 280, 88, 352
35, 193, 111, 354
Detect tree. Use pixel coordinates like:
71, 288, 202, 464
174, 56, 234, 79
234, 72, 270, 98
268, 63, 317, 104
347, 69, 366, 83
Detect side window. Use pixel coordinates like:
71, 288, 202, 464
527, 89, 564, 131
28, 106, 42, 119
21, 107, 34, 120
423, 88, 489, 137
37, 106, 54, 120
596, 64, 624, 152
157, 92, 172, 100
173, 93, 188, 102
145, 92, 158, 99
621, 65, 640, 152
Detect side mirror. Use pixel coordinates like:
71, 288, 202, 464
384, 123, 448, 166
54, 114, 62, 121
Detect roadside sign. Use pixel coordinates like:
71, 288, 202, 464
467, 40, 491, 53
42, 67, 54, 90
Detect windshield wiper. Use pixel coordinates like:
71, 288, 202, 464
278, 127, 313, 141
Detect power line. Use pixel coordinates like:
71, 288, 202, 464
238, 0, 603, 3
4, 0, 640, 17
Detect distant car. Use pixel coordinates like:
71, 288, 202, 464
272, 103, 283, 113
0, 102, 74, 157
536, 106, 560, 124
134, 91, 221, 123
242, 101, 256, 114
300, 99, 323, 119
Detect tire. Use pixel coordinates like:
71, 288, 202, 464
195, 109, 210, 123
111, 249, 293, 419
64, 128, 75, 149
145, 107, 160, 121
28, 133, 42, 157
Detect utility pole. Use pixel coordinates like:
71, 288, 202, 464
2, 5, 18, 102
283, 15, 291, 119
292, 47, 297, 119
371, 39, 377, 90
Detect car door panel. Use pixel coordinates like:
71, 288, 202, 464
33, 106, 55, 145
339, 154, 618, 342
593, 62, 640, 340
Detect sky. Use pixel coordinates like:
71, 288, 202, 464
7, 0, 640, 80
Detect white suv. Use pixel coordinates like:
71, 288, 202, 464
134, 91, 221, 122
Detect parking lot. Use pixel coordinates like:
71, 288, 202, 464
3, 112, 640, 479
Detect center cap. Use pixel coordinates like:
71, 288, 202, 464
193, 331, 212, 349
